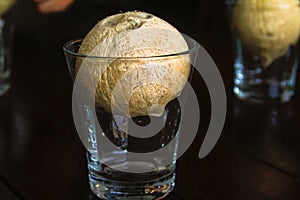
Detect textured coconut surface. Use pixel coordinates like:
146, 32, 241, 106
77, 11, 190, 117
0, 0, 15, 15
232, 0, 300, 68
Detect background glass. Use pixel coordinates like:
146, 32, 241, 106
0, 1, 16, 96
227, 0, 300, 103
63, 37, 198, 200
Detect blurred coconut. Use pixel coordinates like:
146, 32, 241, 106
0, 0, 15, 15
77, 11, 190, 117
232, 0, 300, 68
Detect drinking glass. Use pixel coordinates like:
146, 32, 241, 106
63, 36, 199, 199
227, 0, 300, 103
0, 0, 16, 96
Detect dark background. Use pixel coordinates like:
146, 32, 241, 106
1, 0, 300, 200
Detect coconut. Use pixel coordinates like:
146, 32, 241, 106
77, 11, 190, 117
0, 0, 15, 15
232, 0, 300, 67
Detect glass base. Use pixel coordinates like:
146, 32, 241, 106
233, 83, 294, 104
89, 170, 175, 200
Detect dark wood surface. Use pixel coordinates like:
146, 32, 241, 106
1, 0, 300, 199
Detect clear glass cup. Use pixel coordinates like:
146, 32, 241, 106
0, 0, 16, 96
227, 0, 300, 103
63, 36, 199, 199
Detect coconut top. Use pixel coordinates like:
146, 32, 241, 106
77, 11, 190, 117
232, 0, 300, 67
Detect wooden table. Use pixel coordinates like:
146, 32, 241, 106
1, 0, 300, 199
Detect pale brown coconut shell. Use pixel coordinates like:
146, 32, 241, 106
232, 0, 300, 68
0, 0, 15, 15
77, 11, 190, 117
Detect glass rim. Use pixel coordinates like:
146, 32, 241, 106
63, 38, 199, 60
